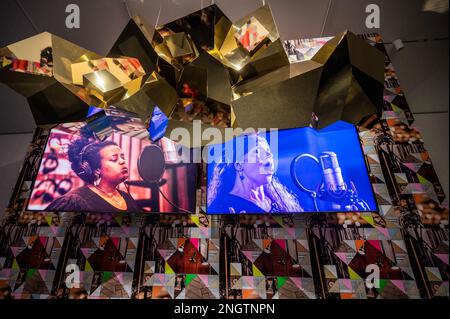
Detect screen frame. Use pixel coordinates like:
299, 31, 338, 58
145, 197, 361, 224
26, 124, 199, 215
204, 123, 380, 215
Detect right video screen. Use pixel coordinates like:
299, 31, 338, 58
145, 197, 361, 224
206, 121, 378, 214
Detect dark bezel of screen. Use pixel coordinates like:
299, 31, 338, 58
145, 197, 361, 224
204, 123, 380, 215
26, 124, 198, 215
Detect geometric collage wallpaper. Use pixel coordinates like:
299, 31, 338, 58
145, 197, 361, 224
0, 6, 448, 300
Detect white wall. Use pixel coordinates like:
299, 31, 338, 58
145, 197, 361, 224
385, 40, 449, 113
0, 133, 33, 214
413, 113, 449, 198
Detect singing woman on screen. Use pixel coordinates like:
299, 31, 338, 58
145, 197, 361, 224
207, 134, 302, 214
46, 138, 140, 213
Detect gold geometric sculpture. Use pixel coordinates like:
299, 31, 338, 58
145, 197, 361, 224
230, 30, 385, 131
0, 31, 177, 124
0, 4, 385, 146
311, 30, 385, 128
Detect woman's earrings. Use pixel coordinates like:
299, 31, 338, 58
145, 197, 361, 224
235, 163, 245, 181
94, 171, 101, 186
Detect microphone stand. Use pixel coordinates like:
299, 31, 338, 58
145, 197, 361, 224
310, 191, 320, 212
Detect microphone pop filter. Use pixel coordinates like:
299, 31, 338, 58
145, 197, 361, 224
138, 145, 166, 182
290, 154, 323, 193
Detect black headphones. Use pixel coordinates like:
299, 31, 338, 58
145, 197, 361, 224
77, 143, 96, 182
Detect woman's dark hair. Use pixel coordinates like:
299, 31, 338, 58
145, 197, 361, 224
68, 138, 117, 183
40, 46, 53, 66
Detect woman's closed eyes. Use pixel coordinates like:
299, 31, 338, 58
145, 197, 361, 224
109, 153, 126, 162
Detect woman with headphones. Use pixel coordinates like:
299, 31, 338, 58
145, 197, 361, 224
46, 138, 141, 213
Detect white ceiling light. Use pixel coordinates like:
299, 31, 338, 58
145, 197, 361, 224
393, 39, 405, 51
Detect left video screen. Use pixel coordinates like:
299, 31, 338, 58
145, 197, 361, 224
27, 123, 198, 214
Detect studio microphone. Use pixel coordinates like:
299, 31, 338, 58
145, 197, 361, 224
318, 152, 348, 200
320, 152, 372, 211
134, 144, 193, 214
291, 151, 371, 212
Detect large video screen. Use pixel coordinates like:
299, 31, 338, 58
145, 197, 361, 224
27, 123, 197, 214
206, 121, 377, 214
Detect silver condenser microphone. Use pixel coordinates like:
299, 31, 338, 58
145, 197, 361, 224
319, 152, 348, 199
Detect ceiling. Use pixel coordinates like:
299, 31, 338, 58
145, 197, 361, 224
0, 0, 448, 133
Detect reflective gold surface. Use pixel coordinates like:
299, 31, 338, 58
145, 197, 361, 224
0, 4, 384, 135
